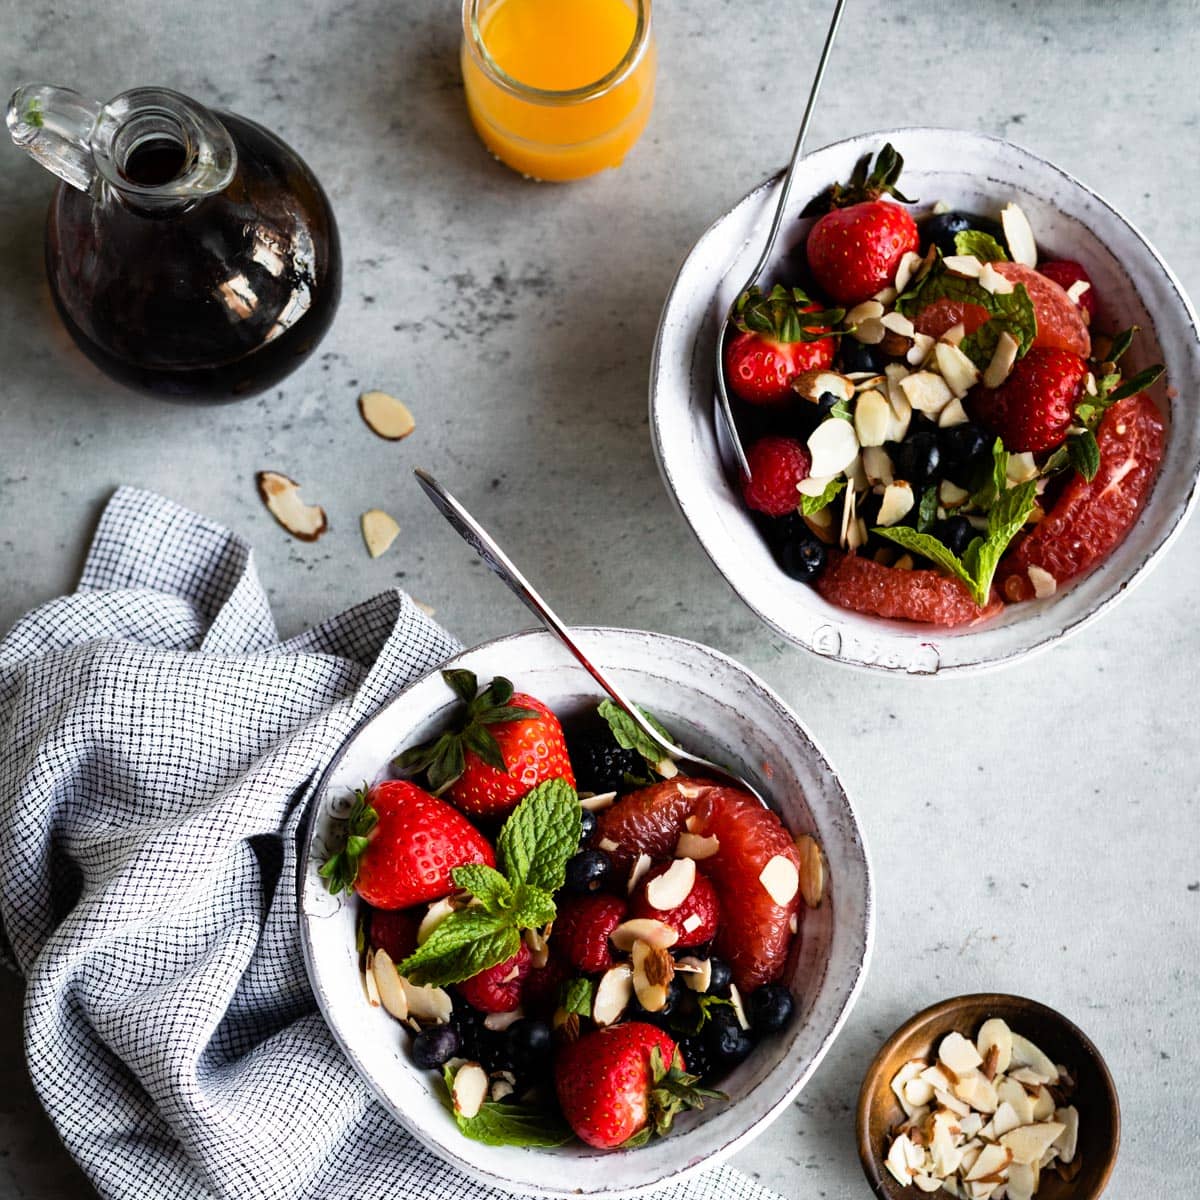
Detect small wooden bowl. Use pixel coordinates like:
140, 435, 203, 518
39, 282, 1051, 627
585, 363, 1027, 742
857, 994, 1120, 1199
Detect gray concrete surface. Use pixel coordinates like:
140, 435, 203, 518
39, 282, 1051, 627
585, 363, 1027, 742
2, 0, 1199, 1196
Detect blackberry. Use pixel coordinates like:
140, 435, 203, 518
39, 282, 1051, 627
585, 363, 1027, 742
568, 731, 640, 795
676, 1035, 711, 1081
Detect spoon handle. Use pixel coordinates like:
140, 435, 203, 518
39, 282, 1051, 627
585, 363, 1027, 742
413, 469, 686, 759
747, 0, 849, 281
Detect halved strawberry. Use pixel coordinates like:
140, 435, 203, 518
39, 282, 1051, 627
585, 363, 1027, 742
396, 671, 575, 819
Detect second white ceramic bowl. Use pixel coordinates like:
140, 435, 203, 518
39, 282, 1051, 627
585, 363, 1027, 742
650, 127, 1200, 674
299, 626, 872, 1198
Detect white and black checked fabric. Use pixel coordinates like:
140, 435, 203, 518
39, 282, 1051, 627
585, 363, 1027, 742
0, 488, 782, 1200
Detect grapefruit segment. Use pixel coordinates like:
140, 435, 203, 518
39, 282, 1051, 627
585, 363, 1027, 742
998, 393, 1164, 601
594, 780, 708, 870
816, 552, 1002, 626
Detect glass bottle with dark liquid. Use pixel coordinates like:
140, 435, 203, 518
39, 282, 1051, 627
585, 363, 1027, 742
6, 85, 341, 401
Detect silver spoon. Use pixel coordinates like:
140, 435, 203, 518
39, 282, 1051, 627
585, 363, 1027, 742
714, 0, 849, 480
414, 468, 767, 805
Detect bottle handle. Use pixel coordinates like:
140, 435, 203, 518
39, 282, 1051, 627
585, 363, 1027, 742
7, 84, 103, 196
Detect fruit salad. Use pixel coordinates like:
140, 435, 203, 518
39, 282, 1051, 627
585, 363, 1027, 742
320, 670, 825, 1151
723, 144, 1167, 628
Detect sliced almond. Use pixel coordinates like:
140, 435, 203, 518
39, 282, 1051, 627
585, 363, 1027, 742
792, 369, 854, 405
523, 926, 549, 969
839, 476, 857, 550
399, 975, 453, 1024
1009, 1033, 1058, 1082
940, 321, 966, 347
358, 390, 416, 440
939, 479, 969, 509
626, 852, 654, 895
979, 262, 1015, 295
728, 983, 751, 1031
1005, 1162, 1036, 1200
895, 250, 924, 293
853, 316, 886, 345
940, 1031, 984, 1075
597, 836, 620, 853
807, 416, 860, 478
675, 955, 713, 993
451, 1062, 489, 1119
906, 332, 937, 367
976, 1018, 1014, 1074
992, 1101, 1022, 1137
682, 913, 702, 934
943, 254, 983, 279
593, 963, 633, 1026
1001, 203, 1038, 267
863, 445, 895, 486
484, 1007, 525, 1032
1000, 1122, 1065, 1165
982, 331, 1020, 388
798, 472, 837, 498
846, 299, 885, 326
874, 286, 899, 305
363, 951, 381, 1007
759, 853, 800, 906
1031, 1086, 1055, 1121
490, 1077, 515, 1103
965, 1144, 1011, 1182
887, 1134, 917, 1185
580, 790, 617, 811
372, 948, 409, 1021
881, 311, 916, 339
361, 508, 400, 558
935, 341, 981, 397
646, 857, 696, 910
905, 1076, 937, 1108
631, 939, 675, 1013
937, 397, 969, 428
900, 371, 954, 416
996, 1078, 1036, 1126
854, 389, 893, 448
610, 918, 678, 952
953, 1070, 998, 1114
935, 1088, 971, 1118
256, 472, 328, 541
676, 831, 720, 860
913, 1175, 942, 1194
418, 896, 457, 945
878, 481, 914, 527
794, 833, 825, 908
919, 1064, 953, 1093
1053, 1106, 1079, 1164
1066, 279, 1091, 305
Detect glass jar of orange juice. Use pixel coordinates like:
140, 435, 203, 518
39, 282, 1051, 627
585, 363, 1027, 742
460, 0, 656, 182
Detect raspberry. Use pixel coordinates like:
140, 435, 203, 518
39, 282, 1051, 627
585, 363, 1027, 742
740, 437, 811, 517
458, 942, 531, 1013
553, 893, 627, 975
629, 862, 719, 948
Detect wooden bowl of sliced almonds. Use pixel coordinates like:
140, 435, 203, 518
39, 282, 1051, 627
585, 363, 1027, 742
857, 994, 1119, 1200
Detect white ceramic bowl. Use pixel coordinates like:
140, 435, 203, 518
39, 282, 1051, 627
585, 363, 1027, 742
299, 627, 873, 1198
650, 127, 1200, 674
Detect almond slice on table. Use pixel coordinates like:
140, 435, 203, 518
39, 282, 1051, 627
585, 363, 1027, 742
256, 472, 327, 541
451, 1062, 489, 1119
361, 508, 400, 558
358, 390, 416, 440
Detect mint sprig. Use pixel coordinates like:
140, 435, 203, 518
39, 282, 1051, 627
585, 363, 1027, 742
397, 778, 581, 987
874, 440, 1037, 607
597, 699, 676, 777
442, 1066, 572, 1147
801, 478, 845, 515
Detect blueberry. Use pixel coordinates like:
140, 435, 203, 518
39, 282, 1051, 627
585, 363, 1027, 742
815, 390, 841, 416
563, 848, 613, 894
504, 1019, 552, 1071
934, 516, 975, 557
412, 1024, 461, 1070
921, 211, 1008, 258
939, 422, 993, 487
706, 1016, 755, 1067
775, 530, 827, 583
887, 432, 941, 487
676, 1034, 711, 1080
568, 730, 640, 794
747, 983, 795, 1035
706, 958, 733, 998
579, 809, 597, 844
839, 339, 885, 375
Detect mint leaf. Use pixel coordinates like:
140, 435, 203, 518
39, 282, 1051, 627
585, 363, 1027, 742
917, 485, 938, 532
961, 479, 1038, 604
871, 526, 975, 590
451, 863, 514, 915
510, 882, 556, 929
954, 230, 1008, 262
800, 478, 845, 515
398, 908, 521, 988
597, 699, 676, 774
561, 976, 595, 1018
1067, 430, 1101, 482
442, 1068, 572, 1147
496, 778, 581, 895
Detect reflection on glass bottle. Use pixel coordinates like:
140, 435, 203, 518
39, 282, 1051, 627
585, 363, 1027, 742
7, 84, 341, 402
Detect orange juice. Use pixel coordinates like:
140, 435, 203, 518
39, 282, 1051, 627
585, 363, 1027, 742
461, 0, 656, 182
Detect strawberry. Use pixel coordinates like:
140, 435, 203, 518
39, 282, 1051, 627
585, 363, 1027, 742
553, 893, 627, 975
805, 143, 918, 305
458, 942, 531, 1013
629, 862, 719, 948
396, 670, 575, 819
1038, 259, 1096, 322
554, 1023, 722, 1148
724, 285, 839, 405
740, 436, 811, 517
319, 780, 495, 909
368, 907, 421, 962
969, 346, 1088, 454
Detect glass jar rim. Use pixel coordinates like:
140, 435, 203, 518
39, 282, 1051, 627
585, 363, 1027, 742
462, 0, 652, 106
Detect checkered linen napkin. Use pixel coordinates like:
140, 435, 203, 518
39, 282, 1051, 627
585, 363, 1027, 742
0, 488, 782, 1200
